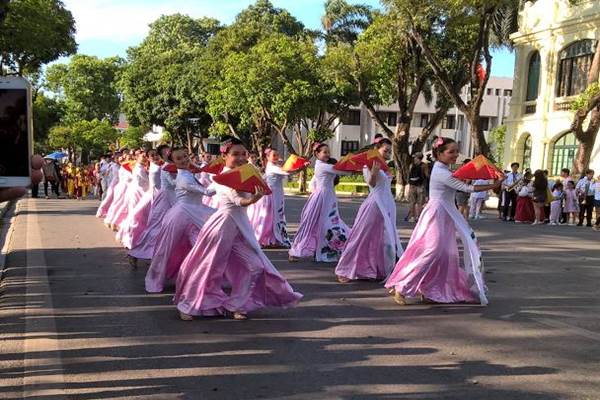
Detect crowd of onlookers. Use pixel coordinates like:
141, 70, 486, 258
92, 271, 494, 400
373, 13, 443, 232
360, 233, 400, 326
404, 154, 600, 230
32, 157, 101, 200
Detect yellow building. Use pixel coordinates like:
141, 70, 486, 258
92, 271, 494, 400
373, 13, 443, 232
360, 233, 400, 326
504, 0, 600, 175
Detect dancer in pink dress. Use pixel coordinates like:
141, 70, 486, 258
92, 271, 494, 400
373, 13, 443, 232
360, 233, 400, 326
128, 146, 177, 263
289, 143, 351, 263
117, 149, 161, 249
248, 148, 301, 248
335, 138, 402, 282
175, 137, 302, 321
96, 151, 122, 218
385, 138, 501, 305
103, 155, 134, 230
109, 151, 148, 233
145, 148, 216, 293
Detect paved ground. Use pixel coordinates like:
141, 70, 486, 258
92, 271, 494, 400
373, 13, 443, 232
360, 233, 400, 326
0, 196, 599, 400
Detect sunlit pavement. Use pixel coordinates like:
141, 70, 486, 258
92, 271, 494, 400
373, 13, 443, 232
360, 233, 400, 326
1, 197, 599, 400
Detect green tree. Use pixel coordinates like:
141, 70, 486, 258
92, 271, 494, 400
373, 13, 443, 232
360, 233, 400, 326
488, 124, 506, 167
45, 55, 122, 124
0, 0, 77, 75
49, 119, 119, 163
119, 14, 221, 151
387, 0, 517, 157
33, 92, 65, 153
120, 126, 147, 149
322, 0, 374, 45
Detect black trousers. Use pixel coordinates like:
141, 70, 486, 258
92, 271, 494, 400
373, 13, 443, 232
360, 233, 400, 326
502, 190, 517, 220
43, 180, 60, 197
578, 196, 594, 226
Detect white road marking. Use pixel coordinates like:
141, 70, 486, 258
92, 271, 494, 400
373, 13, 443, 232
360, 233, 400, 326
22, 199, 67, 398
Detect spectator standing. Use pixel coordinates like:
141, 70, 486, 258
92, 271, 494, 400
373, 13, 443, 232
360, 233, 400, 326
501, 162, 522, 221
515, 172, 535, 223
575, 169, 595, 227
549, 182, 564, 226
469, 179, 489, 219
559, 168, 573, 223
532, 169, 548, 225
563, 180, 579, 226
406, 152, 429, 222
593, 176, 600, 231
42, 158, 60, 198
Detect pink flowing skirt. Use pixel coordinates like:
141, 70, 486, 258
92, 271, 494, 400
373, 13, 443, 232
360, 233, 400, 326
116, 190, 153, 249
103, 181, 128, 225
145, 203, 213, 293
385, 203, 476, 303
96, 180, 116, 218
128, 189, 176, 260
175, 209, 302, 316
335, 197, 386, 280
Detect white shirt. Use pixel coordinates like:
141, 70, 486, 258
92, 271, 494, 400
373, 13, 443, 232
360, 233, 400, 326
576, 177, 595, 196
502, 171, 522, 189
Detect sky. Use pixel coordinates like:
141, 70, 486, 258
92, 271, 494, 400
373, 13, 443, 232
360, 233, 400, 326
61, 0, 515, 77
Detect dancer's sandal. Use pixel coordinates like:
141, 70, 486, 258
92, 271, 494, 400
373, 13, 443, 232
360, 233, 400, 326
419, 294, 436, 304
388, 288, 406, 306
336, 275, 351, 284
288, 256, 300, 263
232, 312, 248, 321
127, 255, 138, 269
179, 311, 193, 321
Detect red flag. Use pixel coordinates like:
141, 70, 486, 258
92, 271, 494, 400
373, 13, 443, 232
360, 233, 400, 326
452, 155, 504, 180
334, 149, 390, 173
213, 163, 272, 195
282, 154, 310, 172
200, 157, 225, 174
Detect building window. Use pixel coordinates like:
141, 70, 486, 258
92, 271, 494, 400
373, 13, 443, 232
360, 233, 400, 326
206, 143, 220, 155
341, 140, 359, 156
480, 117, 490, 131
504, 89, 513, 96
557, 39, 596, 97
387, 112, 397, 126
419, 114, 429, 128
443, 115, 456, 129
342, 110, 361, 125
457, 115, 464, 130
526, 51, 541, 101
486, 88, 493, 95
522, 134, 532, 171
495, 89, 501, 96
551, 132, 578, 175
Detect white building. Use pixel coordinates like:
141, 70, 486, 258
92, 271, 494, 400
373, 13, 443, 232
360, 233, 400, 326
325, 76, 513, 159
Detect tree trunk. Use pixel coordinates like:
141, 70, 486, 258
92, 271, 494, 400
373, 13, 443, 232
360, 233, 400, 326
298, 169, 308, 194
466, 112, 489, 156
185, 128, 193, 154
392, 122, 412, 201
81, 149, 90, 165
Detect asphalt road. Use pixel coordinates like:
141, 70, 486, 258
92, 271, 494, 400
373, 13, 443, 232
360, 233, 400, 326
0, 196, 599, 400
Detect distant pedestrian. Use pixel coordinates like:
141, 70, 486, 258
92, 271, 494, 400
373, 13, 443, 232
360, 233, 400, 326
563, 180, 579, 226
406, 152, 428, 222
42, 158, 60, 198
501, 162, 522, 221
576, 169, 595, 227
549, 182, 564, 226
532, 170, 547, 225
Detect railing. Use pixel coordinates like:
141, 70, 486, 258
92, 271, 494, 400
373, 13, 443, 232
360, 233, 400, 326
554, 98, 574, 111
524, 102, 537, 115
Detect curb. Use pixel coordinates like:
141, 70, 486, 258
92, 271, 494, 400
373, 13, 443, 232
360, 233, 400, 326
0, 200, 16, 277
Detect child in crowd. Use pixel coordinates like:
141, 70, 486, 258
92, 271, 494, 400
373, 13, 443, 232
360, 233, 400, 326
593, 175, 600, 231
469, 179, 489, 219
563, 180, 579, 226
549, 182, 564, 226
515, 172, 535, 224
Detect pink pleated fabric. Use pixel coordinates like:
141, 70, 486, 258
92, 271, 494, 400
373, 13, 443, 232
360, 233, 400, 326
103, 168, 132, 227
335, 169, 402, 281
96, 162, 120, 218
128, 188, 176, 259
175, 174, 302, 317
117, 190, 153, 249
145, 203, 214, 293
385, 162, 487, 305
289, 160, 349, 262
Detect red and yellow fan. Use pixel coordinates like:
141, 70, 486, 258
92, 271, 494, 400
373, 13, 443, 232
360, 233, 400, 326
213, 163, 272, 195
333, 148, 390, 173
162, 163, 203, 174
121, 160, 136, 173
200, 157, 225, 174
282, 154, 310, 172
452, 155, 504, 180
